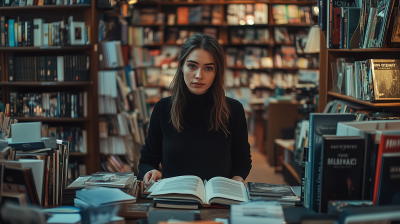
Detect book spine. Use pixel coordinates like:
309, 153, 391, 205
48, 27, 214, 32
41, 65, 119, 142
344, 9, 348, 49
4, 18, 8, 47
301, 146, 309, 206
18, 21, 23, 47
339, 8, 344, 49
43, 23, 49, 47
1, 16, 5, 47
8, 19, 14, 47
307, 116, 313, 209
9, 92, 16, 116
7, 55, 14, 82
26, 20, 32, 46
332, 7, 341, 48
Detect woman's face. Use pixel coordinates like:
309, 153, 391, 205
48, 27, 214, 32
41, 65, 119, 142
183, 48, 216, 95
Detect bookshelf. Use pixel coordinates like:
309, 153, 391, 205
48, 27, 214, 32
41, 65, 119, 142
0, 2, 100, 174
318, 31, 400, 112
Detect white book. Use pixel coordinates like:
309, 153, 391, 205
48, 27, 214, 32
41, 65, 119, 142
43, 23, 49, 46
57, 56, 64, 82
33, 19, 44, 47
149, 175, 249, 206
81, 131, 87, 154
26, 0, 33, 6
105, 41, 118, 68
0, 159, 44, 205
24, 21, 27, 44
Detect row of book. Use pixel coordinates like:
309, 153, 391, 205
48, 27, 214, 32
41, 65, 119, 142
41, 124, 88, 153
301, 116, 400, 213
227, 4, 268, 25
98, 13, 128, 44
0, 16, 89, 47
319, 0, 400, 48
325, 99, 400, 121
272, 5, 315, 25
101, 155, 133, 173
331, 58, 400, 102
1, 140, 71, 206
9, 91, 88, 118
98, 41, 125, 69
229, 28, 270, 45
7, 55, 90, 82
131, 6, 222, 25
0, 0, 89, 6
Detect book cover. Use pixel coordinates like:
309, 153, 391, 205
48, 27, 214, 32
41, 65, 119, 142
308, 113, 356, 212
373, 135, 400, 204
7, 55, 14, 82
346, 8, 361, 49
376, 0, 396, 47
247, 183, 296, 197
177, 7, 189, 25
319, 136, 364, 213
26, 21, 32, 46
370, 59, 400, 101
377, 153, 400, 205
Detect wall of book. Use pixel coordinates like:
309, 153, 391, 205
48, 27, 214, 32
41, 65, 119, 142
0, 2, 100, 174
130, 0, 320, 112
97, 10, 150, 174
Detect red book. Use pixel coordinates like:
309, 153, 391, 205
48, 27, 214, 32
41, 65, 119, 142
333, 8, 341, 47
177, 7, 189, 25
373, 135, 400, 204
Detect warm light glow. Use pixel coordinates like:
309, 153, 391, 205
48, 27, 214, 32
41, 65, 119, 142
247, 19, 254, 25
128, 0, 137, 4
313, 7, 319, 14
239, 20, 246, 25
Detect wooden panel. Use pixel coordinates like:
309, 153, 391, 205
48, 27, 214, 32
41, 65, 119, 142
266, 101, 302, 166
318, 30, 327, 113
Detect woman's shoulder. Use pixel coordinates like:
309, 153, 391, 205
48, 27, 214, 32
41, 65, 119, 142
225, 97, 245, 115
153, 96, 172, 112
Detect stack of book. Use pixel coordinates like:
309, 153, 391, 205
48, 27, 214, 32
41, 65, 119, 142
247, 183, 300, 207
1, 139, 70, 206
227, 4, 268, 25
62, 172, 138, 206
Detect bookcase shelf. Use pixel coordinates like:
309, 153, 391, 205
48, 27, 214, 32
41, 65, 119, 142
0, 4, 91, 10
327, 48, 400, 52
0, 46, 91, 51
327, 92, 400, 107
1, 81, 93, 86
228, 66, 318, 70
11, 117, 90, 122
135, 0, 317, 5
69, 152, 88, 157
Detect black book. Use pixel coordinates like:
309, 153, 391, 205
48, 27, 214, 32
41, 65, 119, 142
9, 92, 17, 116
283, 207, 316, 224
85, 55, 90, 81
7, 55, 14, 82
65, 92, 71, 118
247, 182, 297, 197
40, 56, 46, 82
43, 0, 50, 5
52, 56, 57, 81
18, 92, 23, 116
0, 16, 6, 47
300, 146, 308, 206
377, 153, 400, 206
362, 132, 376, 200
26, 20, 32, 46
319, 136, 364, 213
45, 56, 52, 81
78, 92, 83, 117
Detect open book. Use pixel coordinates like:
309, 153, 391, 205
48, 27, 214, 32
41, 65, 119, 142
148, 175, 249, 207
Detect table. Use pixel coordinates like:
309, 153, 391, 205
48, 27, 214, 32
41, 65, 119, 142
125, 199, 230, 224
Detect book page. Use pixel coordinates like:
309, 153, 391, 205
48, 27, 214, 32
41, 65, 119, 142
205, 177, 248, 203
149, 175, 206, 203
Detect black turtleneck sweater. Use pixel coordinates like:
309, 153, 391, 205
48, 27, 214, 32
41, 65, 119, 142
138, 90, 252, 181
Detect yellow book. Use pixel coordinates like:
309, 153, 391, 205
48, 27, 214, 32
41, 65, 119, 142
48, 23, 52, 46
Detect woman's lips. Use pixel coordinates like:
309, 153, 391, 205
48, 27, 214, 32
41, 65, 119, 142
193, 83, 205, 88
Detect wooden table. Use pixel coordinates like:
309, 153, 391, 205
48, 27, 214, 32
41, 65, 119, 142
125, 199, 230, 224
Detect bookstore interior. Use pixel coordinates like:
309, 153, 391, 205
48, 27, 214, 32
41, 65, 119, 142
0, 0, 400, 223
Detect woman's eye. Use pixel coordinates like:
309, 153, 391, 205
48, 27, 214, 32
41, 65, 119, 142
205, 67, 213, 71
188, 64, 196, 69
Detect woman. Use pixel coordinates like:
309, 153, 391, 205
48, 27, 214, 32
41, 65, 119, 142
138, 33, 252, 186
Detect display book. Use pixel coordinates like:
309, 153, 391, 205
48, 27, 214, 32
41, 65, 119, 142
330, 58, 400, 102
147, 175, 249, 209
246, 183, 300, 207
0, 0, 90, 7
0, 16, 89, 47
319, 0, 397, 49
0, 139, 70, 207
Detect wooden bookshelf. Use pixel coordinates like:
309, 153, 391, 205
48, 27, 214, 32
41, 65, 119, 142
0, 4, 91, 10
135, 0, 317, 5
70, 152, 89, 156
2, 81, 93, 86
11, 117, 90, 122
318, 30, 400, 112
327, 92, 400, 107
0, 1, 100, 174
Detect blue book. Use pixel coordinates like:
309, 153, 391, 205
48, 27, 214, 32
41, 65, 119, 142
308, 113, 356, 212
8, 19, 14, 47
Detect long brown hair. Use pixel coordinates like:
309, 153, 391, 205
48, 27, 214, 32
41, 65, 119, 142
169, 33, 230, 136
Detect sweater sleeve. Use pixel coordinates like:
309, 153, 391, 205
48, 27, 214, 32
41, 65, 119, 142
138, 99, 164, 180
230, 101, 252, 180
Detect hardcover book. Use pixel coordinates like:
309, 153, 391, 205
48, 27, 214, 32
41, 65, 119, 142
373, 134, 400, 204
307, 113, 356, 212
319, 136, 364, 213
377, 153, 400, 205
369, 59, 400, 101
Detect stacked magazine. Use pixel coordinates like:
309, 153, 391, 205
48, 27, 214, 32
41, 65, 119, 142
247, 183, 300, 207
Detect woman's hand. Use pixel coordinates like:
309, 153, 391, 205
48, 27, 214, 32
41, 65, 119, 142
232, 176, 246, 186
143, 169, 162, 187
